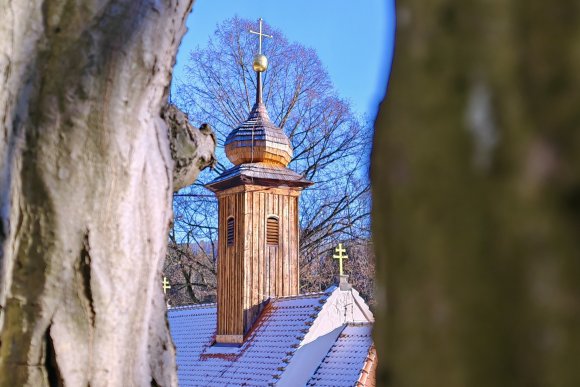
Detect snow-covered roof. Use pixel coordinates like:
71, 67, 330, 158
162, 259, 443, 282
306, 324, 374, 386
168, 286, 374, 386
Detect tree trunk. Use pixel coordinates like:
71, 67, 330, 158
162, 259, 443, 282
0, 1, 215, 385
372, 1, 580, 386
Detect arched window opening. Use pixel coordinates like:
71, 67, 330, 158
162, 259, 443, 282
227, 217, 235, 246
266, 216, 279, 245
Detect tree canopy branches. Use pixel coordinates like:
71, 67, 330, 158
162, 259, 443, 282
167, 17, 373, 303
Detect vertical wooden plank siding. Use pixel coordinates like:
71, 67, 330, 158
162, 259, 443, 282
252, 191, 259, 309
224, 195, 229, 334
217, 196, 223, 335
236, 193, 241, 332
217, 192, 246, 340
221, 195, 226, 335
271, 195, 277, 295
267, 194, 274, 296
282, 194, 287, 295
222, 196, 230, 334
243, 191, 251, 330
288, 196, 295, 294
242, 191, 247, 330
287, 195, 293, 294
225, 195, 231, 334
259, 192, 265, 302
224, 195, 229, 335
293, 196, 299, 294
216, 185, 305, 341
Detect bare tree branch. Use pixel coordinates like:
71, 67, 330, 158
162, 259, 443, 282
166, 17, 373, 306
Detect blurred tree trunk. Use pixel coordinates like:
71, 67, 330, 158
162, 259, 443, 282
0, 1, 215, 385
372, 1, 580, 386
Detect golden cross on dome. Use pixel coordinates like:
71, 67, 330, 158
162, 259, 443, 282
333, 243, 349, 276
162, 276, 171, 294
249, 18, 273, 55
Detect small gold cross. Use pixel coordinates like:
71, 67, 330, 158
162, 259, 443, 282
162, 276, 171, 294
333, 243, 349, 276
249, 18, 273, 54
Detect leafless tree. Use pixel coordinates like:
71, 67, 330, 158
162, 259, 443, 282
168, 17, 373, 303
299, 236, 375, 308
164, 240, 216, 306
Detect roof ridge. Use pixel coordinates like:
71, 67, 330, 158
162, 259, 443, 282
168, 302, 217, 311
346, 322, 373, 327
272, 291, 328, 301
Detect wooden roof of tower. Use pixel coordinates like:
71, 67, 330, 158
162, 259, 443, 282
224, 101, 293, 167
206, 28, 312, 191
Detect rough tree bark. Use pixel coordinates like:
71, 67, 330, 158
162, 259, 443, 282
373, 1, 580, 386
0, 1, 215, 385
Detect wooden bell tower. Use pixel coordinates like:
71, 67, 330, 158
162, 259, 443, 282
206, 19, 312, 345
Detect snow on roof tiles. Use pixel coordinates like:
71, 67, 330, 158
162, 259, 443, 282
168, 291, 332, 386
306, 323, 374, 387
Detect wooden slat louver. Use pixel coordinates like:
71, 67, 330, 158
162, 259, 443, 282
227, 217, 235, 246
267, 216, 279, 245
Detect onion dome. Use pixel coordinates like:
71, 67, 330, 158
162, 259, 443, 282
206, 18, 312, 193
224, 27, 293, 167
224, 102, 293, 167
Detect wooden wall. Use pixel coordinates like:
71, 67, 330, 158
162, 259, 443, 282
216, 187, 244, 343
216, 184, 302, 342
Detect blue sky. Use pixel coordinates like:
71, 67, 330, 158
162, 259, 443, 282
172, 0, 396, 120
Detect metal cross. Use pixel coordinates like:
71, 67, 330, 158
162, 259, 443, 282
249, 18, 273, 55
162, 276, 171, 294
333, 243, 349, 276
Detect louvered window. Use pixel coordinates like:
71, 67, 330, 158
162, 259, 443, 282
227, 217, 235, 246
266, 216, 279, 245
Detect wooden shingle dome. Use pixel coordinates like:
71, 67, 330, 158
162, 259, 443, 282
224, 102, 293, 166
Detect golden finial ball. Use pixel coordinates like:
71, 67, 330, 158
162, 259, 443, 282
253, 54, 268, 72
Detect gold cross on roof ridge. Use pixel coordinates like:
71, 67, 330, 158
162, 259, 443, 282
162, 276, 171, 294
249, 18, 273, 55
333, 243, 348, 276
